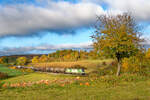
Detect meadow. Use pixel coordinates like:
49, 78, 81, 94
0, 60, 150, 100
1, 72, 150, 100
0, 65, 26, 77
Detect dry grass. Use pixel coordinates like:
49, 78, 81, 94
31, 59, 113, 68
30, 59, 114, 73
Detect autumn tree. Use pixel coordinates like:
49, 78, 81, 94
32, 56, 39, 63
145, 48, 150, 59
39, 55, 48, 63
16, 57, 28, 65
88, 50, 99, 59
0, 57, 9, 64
91, 13, 143, 76
0, 57, 4, 64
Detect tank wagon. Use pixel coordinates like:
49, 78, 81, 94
15, 66, 85, 75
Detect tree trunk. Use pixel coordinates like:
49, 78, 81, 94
116, 60, 121, 76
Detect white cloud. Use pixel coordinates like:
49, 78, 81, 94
0, 0, 150, 37
0, 1, 105, 36
81, 0, 103, 4
104, 0, 150, 21
0, 42, 92, 56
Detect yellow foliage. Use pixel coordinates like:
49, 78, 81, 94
16, 57, 27, 65
9, 66, 17, 69
145, 48, 150, 59
39, 55, 48, 63
0, 58, 4, 64
122, 57, 141, 72
32, 56, 39, 63
122, 58, 129, 71
0, 57, 6, 64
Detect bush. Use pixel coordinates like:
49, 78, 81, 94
122, 56, 150, 75
99, 66, 117, 76
0, 72, 8, 79
9, 66, 17, 69
88, 71, 100, 77
122, 56, 143, 73
91, 61, 117, 76
91, 62, 117, 76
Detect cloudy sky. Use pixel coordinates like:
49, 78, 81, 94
0, 0, 150, 56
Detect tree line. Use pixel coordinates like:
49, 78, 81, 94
0, 49, 102, 65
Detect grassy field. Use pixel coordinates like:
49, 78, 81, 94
31, 59, 113, 68
31, 59, 114, 73
0, 60, 150, 100
0, 65, 26, 77
0, 73, 150, 100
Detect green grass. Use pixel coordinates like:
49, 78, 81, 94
0, 72, 150, 100
3, 73, 76, 83
0, 60, 150, 100
0, 64, 25, 77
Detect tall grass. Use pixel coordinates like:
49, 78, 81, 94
31, 59, 113, 68
30, 59, 113, 73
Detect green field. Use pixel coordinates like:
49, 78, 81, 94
0, 63, 150, 100
0, 65, 26, 77
0, 73, 150, 100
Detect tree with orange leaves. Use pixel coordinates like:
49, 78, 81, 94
91, 12, 143, 76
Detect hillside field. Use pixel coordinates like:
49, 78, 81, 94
30, 59, 114, 73
0, 60, 150, 100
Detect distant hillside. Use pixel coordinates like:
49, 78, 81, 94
1, 54, 46, 59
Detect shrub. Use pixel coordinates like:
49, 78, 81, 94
122, 58, 130, 72
90, 61, 117, 76
99, 66, 117, 76
9, 66, 17, 69
122, 55, 150, 75
20, 68, 34, 73
145, 48, 150, 59
88, 71, 99, 77
94, 63, 118, 76
122, 57, 142, 73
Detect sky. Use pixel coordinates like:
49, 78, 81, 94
0, 0, 150, 56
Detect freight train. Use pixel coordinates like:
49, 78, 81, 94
15, 66, 85, 75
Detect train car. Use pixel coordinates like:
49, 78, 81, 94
46, 67, 51, 72
59, 68, 65, 73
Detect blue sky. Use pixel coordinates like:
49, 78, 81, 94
0, 0, 150, 56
